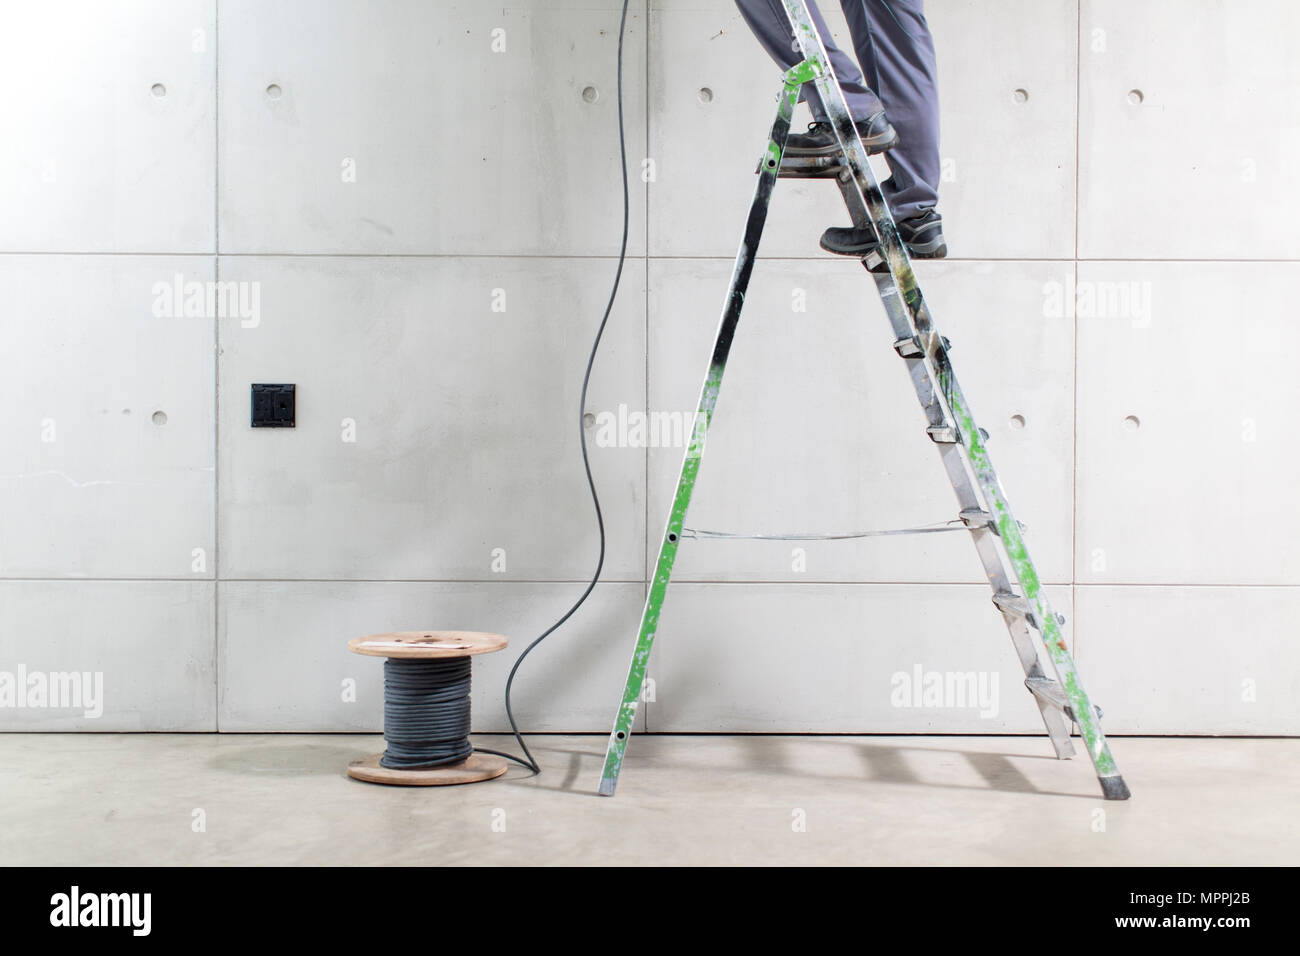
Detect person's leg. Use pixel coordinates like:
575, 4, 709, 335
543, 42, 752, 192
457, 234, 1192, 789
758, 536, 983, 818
838, 0, 940, 221
733, 0, 882, 123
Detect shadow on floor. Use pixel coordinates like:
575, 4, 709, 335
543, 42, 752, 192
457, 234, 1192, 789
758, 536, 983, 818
496, 736, 1100, 800
207, 742, 368, 777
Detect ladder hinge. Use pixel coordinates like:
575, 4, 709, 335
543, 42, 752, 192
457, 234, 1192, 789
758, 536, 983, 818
959, 510, 1029, 537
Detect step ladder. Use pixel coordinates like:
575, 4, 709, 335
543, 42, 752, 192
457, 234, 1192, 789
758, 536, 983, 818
597, 0, 1130, 802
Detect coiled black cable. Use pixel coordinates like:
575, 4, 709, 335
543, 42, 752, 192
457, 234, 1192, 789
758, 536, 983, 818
478, 0, 632, 775
380, 658, 475, 769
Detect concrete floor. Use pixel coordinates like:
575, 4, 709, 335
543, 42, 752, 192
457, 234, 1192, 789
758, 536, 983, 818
0, 733, 1294, 866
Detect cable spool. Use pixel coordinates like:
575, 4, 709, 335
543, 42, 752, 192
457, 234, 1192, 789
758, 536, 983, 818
346, 631, 509, 787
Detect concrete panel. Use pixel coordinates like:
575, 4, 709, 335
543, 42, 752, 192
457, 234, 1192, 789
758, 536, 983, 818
928, 0, 1078, 259
648, 0, 850, 258
0, 1, 215, 252
647, 257, 1073, 583
218, 255, 646, 580
218, 580, 646, 733
1080, 0, 1300, 259
1076, 261, 1300, 584
0, 581, 215, 730
650, 582, 1074, 732
218, 0, 647, 255
1076, 585, 1300, 734
649, 0, 1076, 259
0, 256, 215, 578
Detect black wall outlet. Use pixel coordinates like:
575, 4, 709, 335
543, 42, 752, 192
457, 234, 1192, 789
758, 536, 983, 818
251, 384, 295, 427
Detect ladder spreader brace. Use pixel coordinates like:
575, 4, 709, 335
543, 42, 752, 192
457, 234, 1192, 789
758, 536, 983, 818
597, 0, 1130, 802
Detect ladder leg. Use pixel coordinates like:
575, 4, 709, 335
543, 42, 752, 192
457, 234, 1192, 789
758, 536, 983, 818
779, 0, 1130, 800
597, 60, 818, 796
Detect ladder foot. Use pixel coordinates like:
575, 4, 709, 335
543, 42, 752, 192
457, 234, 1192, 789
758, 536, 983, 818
597, 776, 617, 797
1052, 739, 1076, 760
1099, 775, 1132, 801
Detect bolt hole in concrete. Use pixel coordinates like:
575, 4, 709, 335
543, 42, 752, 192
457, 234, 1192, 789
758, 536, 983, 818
152, 411, 168, 426
266, 83, 282, 99
151, 83, 166, 98
1012, 88, 1028, 103
698, 87, 713, 104
1009, 414, 1026, 430
582, 85, 599, 103
582, 412, 595, 428
1127, 89, 1144, 105
1123, 414, 1141, 431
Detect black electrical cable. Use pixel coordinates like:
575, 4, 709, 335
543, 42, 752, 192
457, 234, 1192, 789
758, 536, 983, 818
475, 0, 632, 774
380, 658, 474, 769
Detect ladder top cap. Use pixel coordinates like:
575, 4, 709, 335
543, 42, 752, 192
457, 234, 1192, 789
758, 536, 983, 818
348, 630, 508, 659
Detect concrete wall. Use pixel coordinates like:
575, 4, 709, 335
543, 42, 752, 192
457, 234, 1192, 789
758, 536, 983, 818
1, 0, 1296, 735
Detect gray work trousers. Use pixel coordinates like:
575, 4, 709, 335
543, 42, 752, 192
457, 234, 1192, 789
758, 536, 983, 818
733, 0, 940, 221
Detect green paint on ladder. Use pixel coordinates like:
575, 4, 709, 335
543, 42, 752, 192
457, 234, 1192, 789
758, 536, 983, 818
945, 377, 1120, 779
600, 66, 809, 794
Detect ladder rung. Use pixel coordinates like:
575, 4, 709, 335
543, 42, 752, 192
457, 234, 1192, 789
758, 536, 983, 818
1025, 675, 1067, 711
993, 591, 1066, 631
1026, 677, 1103, 721
992, 590, 1039, 630
893, 335, 921, 358
892, 332, 951, 360
924, 422, 989, 445
862, 249, 888, 272
768, 155, 842, 179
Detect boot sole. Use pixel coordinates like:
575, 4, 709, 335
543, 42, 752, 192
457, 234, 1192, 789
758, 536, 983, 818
784, 128, 900, 157
818, 233, 948, 259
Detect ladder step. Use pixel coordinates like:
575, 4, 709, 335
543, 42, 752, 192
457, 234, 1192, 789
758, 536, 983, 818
926, 423, 989, 445
993, 591, 1066, 630
1026, 676, 1103, 721
892, 332, 951, 359
770, 155, 842, 179
862, 249, 890, 272
992, 590, 1033, 623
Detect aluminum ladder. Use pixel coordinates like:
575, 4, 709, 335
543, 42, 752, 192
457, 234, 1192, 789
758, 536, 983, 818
597, 0, 1130, 802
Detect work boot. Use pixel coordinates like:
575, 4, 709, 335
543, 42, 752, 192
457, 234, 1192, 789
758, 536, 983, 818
819, 208, 947, 259
784, 111, 899, 156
